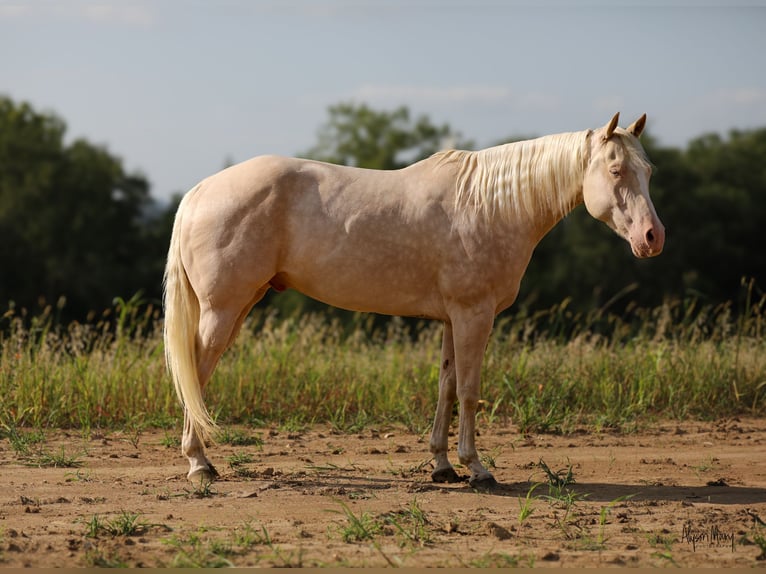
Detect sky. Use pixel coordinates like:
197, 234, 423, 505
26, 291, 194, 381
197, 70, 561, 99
2, 0, 765, 202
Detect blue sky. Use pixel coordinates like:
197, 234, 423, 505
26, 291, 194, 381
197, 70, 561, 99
2, 0, 765, 201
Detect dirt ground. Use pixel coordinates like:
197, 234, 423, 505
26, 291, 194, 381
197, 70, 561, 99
2, 417, 766, 568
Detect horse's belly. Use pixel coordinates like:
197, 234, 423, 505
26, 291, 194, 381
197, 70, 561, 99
279, 262, 446, 319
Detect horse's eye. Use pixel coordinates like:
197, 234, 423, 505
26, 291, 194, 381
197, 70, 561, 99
609, 169, 621, 178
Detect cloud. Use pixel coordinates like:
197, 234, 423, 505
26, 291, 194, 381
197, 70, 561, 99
592, 96, 625, 114
348, 84, 564, 113
0, 4, 32, 19
80, 4, 155, 27
0, 1, 156, 27
351, 84, 515, 106
719, 87, 766, 106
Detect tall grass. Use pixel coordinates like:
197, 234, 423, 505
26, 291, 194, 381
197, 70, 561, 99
1, 288, 764, 433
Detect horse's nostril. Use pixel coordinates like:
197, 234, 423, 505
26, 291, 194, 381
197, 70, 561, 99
646, 229, 655, 244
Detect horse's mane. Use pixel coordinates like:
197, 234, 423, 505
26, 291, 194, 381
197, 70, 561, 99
436, 130, 592, 223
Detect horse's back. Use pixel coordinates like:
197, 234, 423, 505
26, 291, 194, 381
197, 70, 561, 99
180, 154, 460, 317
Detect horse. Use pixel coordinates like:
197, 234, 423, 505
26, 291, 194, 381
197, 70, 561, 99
163, 112, 665, 489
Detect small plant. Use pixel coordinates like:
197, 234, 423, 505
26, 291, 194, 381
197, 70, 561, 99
84, 514, 105, 538
517, 483, 540, 529
227, 451, 255, 466
84, 546, 130, 568
752, 526, 766, 561
64, 469, 93, 482
480, 446, 502, 470
648, 529, 678, 565
227, 451, 257, 478
32, 446, 84, 468
163, 530, 234, 568
329, 501, 381, 543
160, 432, 181, 448
123, 417, 144, 448
233, 521, 273, 549
217, 427, 264, 448
84, 510, 153, 538
691, 455, 720, 479
538, 458, 575, 489
383, 497, 432, 547
467, 552, 531, 568
278, 416, 309, 434
597, 494, 635, 547
4, 425, 46, 457
188, 479, 217, 499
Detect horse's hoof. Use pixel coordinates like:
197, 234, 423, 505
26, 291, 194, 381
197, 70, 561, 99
469, 475, 499, 491
431, 467, 463, 483
187, 466, 217, 485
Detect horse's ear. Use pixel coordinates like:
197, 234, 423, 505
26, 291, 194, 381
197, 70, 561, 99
603, 112, 620, 141
627, 113, 647, 138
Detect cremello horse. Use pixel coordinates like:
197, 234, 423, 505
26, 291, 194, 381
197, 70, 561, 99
164, 113, 664, 488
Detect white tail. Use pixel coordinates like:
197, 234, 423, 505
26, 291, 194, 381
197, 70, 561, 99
163, 186, 218, 441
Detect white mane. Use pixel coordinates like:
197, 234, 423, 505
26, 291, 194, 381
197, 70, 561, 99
437, 130, 591, 223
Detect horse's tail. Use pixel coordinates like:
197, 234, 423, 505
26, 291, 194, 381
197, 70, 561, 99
163, 185, 217, 441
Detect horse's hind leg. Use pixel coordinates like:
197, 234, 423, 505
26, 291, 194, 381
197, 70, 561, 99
183, 287, 268, 483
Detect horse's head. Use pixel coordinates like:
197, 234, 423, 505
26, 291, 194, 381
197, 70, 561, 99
582, 113, 665, 258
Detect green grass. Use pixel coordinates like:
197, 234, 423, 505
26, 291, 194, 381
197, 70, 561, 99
0, 290, 764, 433
84, 510, 152, 538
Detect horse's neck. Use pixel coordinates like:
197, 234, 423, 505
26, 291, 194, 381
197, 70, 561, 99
493, 131, 587, 240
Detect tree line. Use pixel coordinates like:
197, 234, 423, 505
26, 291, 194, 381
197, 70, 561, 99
0, 96, 763, 324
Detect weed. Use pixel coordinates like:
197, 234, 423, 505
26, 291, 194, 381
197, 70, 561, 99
187, 479, 217, 499
123, 416, 144, 448
517, 483, 540, 529
597, 494, 636, 547
329, 501, 382, 543
383, 497, 432, 547
691, 455, 720, 479
751, 526, 766, 561
32, 446, 84, 468
233, 521, 273, 549
83, 510, 155, 538
278, 416, 309, 434
538, 458, 576, 489
163, 531, 234, 568
467, 552, 532, 567
480, 446, 502, 470
160, 432, 180, 448
227, 451, 255, 467
217, 427, 264, 448
64, 469, 93, 483
3, 425, 46, 457
84, 546, 129, 568
647, 529, 678, 565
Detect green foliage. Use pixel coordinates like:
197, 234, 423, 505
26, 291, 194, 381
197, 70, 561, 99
0, 96, 170, 321
303, 101, 471, 170
84, 510, 151, 538
0, 95, 764, 324
330, 501, 383, 543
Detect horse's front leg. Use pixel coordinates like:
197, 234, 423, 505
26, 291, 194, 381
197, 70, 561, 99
429, 322, 461, 483
450, 305, 497, 489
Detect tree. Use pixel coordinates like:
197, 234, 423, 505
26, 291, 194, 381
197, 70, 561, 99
303, 102, 472, 169
0, 96, 163, 319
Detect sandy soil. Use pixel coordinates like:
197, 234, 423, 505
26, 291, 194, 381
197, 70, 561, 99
1, 418, 766, 568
